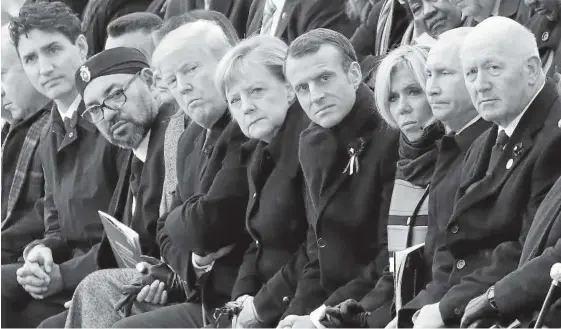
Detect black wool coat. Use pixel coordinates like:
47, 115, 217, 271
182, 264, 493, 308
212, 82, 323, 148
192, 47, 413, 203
400, 81, 561, 326
158, 113, 251, 310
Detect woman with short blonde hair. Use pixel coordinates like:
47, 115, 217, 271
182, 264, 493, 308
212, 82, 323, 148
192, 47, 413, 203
213, 35, 310, 327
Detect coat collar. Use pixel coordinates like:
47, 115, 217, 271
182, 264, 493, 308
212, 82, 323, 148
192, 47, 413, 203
50, 100, 96, 135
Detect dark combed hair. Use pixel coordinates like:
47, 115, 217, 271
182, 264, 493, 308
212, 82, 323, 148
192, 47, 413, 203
286, 28, 358, 72
106, 12, 163, 38
9, 1, 82, 49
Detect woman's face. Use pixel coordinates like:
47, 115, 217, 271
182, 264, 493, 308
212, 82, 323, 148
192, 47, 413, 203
225, 62, 294, 142
388, 62, 433, 142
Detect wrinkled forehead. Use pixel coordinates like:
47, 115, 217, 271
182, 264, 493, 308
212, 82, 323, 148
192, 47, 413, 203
17, 29, 74, 55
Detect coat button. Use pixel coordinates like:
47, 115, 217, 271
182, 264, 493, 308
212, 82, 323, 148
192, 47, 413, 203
317, 238, 327, 248
456, 259, 466, 270
255, 240, 260, 247
68, 132, 74, 138
542, 31, 549, 41
253, 192, 257, 198
450, 224, 459, 234
454, 307, 463, 315
282, 296, 291, 304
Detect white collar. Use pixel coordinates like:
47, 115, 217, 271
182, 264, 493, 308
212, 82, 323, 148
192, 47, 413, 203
133, 130, 151, 163
456, 115, 482, 135
58, 95, 82, 120
271, 0, 285, 9
499, 82, 545, 137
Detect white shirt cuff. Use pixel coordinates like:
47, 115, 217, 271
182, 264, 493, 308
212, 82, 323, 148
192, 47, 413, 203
310, 304, 327, 329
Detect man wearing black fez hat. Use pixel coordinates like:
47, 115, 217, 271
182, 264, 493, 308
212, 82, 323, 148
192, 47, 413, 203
38, 46, 174, 328
2, 2, 127, 327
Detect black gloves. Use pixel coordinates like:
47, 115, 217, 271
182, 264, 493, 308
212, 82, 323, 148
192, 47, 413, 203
320, 299, 370, 328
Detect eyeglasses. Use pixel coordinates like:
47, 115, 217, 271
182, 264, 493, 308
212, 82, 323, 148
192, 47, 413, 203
81, 73, 140, 124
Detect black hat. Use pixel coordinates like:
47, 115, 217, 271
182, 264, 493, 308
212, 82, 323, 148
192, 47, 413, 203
75, 47, 149, 96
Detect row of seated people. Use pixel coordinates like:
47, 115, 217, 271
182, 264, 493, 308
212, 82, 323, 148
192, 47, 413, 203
1, 0, 561, 328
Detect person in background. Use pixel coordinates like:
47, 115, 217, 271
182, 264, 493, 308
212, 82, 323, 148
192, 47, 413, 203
81, 0, 153, 56
524, 0, 561, 80
104, 12, 162, 60
405, 17, 561, 328
450, 0, 529, 24
213, 35, 310, 328
317, 44, 444, 329
112, 19, 250, 328
271, 28, 399, 329
245, 0, 357, 43
1, 25, 51, 265
1, 2, 125, 327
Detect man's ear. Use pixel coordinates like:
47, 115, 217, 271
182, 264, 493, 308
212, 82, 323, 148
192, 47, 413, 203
526, 55, 543, 85
348, 61, 363, 91
140, 67, 155, 87
75, 34, 88, 62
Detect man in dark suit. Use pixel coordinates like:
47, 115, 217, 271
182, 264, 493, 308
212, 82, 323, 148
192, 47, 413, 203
271, 28, 398, 328
147, 0, 251, 38
1, 3, 125, 327
401, 17, 561, 328
110, 20, 250, 328
1, 25, 51, 265
451, 0, 530, 24
461, 174, 561, 328
524, 0, 561, 80
245, 0, 357, 43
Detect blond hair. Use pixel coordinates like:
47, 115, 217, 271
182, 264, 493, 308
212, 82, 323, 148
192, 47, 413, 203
374, 44, 430, 128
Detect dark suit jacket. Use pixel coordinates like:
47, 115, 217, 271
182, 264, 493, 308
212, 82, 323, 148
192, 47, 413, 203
527, 13, 561, 79
270, 84, 398, 319
401, 81, 561, 326
1, 108, 50, 264
96, 106, 172, 269
158, 113, 250, 310
147, 0, 251, 38
245, 0, 357, 43
233, 106, 310, 313
493, 174, 561, 327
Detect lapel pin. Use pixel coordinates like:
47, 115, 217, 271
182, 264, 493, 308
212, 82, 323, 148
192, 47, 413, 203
542, 31, 549, 42
506, 158, 514, 170
281, 12, 286, 19
512, 142, 524, 157
343, 137, 365, 176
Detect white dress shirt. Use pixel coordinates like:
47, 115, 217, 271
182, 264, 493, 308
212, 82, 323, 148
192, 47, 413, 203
58, 94, 82, 120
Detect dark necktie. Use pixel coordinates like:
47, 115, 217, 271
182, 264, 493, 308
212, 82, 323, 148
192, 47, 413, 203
130, 156, 144, 204
486, 130, 510, 175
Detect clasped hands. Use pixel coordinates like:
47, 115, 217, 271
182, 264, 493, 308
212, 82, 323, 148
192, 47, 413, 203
16, 244, 63, 300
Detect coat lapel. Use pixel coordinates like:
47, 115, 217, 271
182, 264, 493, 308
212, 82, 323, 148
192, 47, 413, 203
247, 0, 265, 37
245, 140, 263, 221
274, 0, 298, 38
455, 82, 557, 216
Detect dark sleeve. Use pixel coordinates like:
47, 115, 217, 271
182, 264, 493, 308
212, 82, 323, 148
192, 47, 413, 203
231, 243, 261, 300
290, 0, 357, 41
438, 135, 561, 325
252, 243, 310, 325
164, 127, 249, 255
495, 237, 561, 317
351, 1, 382, 61
280, 226, 328, 318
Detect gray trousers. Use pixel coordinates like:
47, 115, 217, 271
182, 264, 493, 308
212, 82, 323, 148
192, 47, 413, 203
64, 268, 164, 328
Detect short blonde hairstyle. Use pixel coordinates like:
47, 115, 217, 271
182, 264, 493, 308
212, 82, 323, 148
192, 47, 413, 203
214, 35, 288, 101
374, 45, 430, 128
151, 19, 231, 68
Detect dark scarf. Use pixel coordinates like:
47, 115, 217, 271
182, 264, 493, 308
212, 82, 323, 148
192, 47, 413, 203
395, 121, 445, 186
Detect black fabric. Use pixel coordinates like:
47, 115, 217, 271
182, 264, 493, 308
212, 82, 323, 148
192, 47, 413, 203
38, 310, 68, 328
395, 121, 445, 187
486, 130, 509, 176
527, 13, 561, 78
113, 302, 211, 328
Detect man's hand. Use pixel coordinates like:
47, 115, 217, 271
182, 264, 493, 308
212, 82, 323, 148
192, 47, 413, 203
413, 303, 445, 328
461, 292, 497, 328
41, 264, 64, 299
16, 262, 49, 297
277, 315, 316, 329
233, 295, 261, 328
193, 244, 235, 267
136, 280, 168, 305
25, 245, 54, 273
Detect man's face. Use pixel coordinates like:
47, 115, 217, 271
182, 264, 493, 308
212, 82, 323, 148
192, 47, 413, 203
17, 29, 86, 101
1, 45, 46, 123
461, 39, 531, 126
158, 46, 227, 129
285, 44, 361, 129
450, 0, 494, 19
426, 44, 474, 127
525, 0, 561, 21
83, 73, 156, 149
407, 0, 463, 37
105, 32, 155, 62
